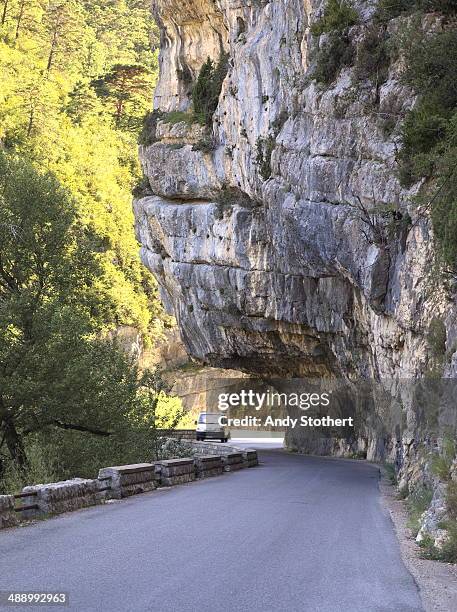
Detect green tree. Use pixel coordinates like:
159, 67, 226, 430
92, 63, 151, 129
192, 54, 229, 126
0, 152, 139, 469
1, 0, 10, 26
42, 0, 88, 73
64, 80, 99, 124
13, 0, 43, 40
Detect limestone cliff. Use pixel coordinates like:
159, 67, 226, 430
135, 0, 452, 379
134, 0, 457, 540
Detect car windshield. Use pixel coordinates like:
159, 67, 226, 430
198, 413, 220, 424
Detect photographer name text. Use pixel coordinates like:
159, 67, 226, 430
218, 415, 354, 428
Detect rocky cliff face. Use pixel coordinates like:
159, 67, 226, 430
134, 0, 456, 498
135, 0, 452, 380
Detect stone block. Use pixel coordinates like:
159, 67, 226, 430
221, 452, 244, 472
22, 478, 101, 517
155, 458, 195, 486
194, 455, 223, 478
0, 495, 19, 529
243, 449, 259, 467
98, 464, 156, 499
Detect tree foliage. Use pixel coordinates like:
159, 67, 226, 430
313, 33, 355, 85
192, 54, 229, 126
0, 2, 186, 484
375, 0, 457, 22
0, 152, 138, 469
0, 0, 162, 338
92, 63, 151, 129
311, 0, 358, 85
311, 0, 359, 37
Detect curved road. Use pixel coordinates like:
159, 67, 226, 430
0, 444, 423, 612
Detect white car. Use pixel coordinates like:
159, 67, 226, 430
195, 412, 229, 442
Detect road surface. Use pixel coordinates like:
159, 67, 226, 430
0, 444, 423, 611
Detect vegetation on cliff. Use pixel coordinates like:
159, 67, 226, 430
398, 21, 457, 271
311, 0, 358, 85
312, 1, 457, 272
292, 1, 457, 559
137, 51, 228, 153
192, 53, 229, 126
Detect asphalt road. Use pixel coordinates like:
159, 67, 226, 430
0, 445, 423, 612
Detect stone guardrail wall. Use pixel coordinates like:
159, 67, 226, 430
0, 444, 258, 529
187, 440, 259, 468
244, 449, 259, 468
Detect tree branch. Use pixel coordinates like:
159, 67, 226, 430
23, 420, 112, 437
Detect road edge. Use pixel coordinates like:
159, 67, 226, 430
379, 469, 457, 612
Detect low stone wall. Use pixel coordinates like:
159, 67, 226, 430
182, 440, 259, 469
0, 495, 19, 529
155, 458, 196, 486
98, 464, 157, 499
2, 445, 259, 529
21, 478, 106, 518
194, 455, 223, 479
